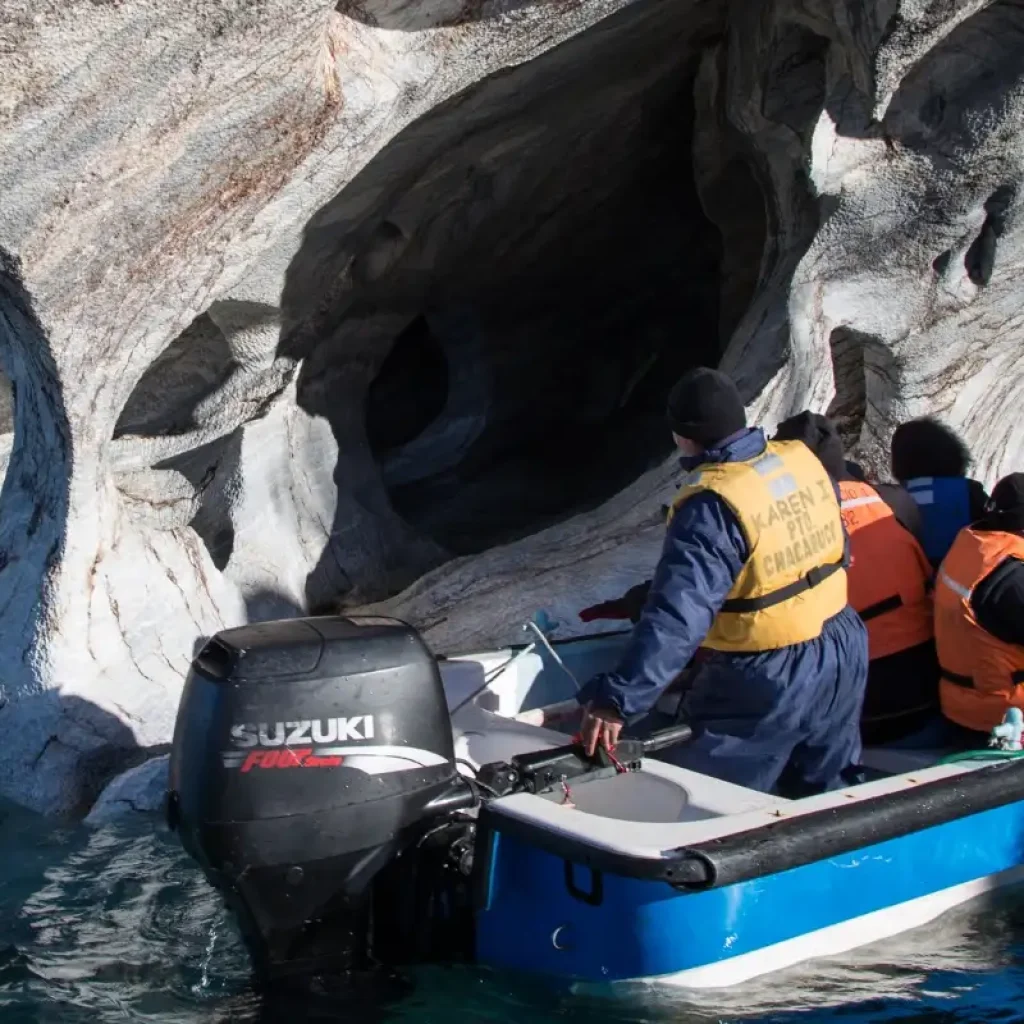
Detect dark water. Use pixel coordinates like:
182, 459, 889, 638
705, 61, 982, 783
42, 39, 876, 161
2, 800, 1024, 1024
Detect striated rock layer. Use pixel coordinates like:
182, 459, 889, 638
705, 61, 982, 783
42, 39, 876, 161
367, 0, 1024, 656
2, 0, 1024, 813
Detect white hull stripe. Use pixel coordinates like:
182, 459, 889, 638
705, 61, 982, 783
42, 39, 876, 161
572, 865, 1024, 992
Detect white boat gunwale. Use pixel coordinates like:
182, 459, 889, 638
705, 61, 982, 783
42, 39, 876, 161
475, 753, 1016, 891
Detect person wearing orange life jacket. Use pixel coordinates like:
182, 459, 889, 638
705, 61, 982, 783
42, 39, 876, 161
774, 412, 939, 745
935, 474, 1024, 737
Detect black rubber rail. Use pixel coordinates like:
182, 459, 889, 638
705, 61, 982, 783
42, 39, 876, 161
662, 755, 1024, 891
479, 755, 1024, 893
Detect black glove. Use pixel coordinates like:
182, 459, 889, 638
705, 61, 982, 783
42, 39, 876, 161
579, 581, 652, 624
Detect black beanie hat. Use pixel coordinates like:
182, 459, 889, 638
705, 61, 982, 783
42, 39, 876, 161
666, 367, 746, 447
773, 410, 845, 480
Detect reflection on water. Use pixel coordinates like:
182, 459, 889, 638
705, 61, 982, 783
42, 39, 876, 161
2, 796, 1024, 1024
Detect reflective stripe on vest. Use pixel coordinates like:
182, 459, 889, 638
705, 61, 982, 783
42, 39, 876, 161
934, 526, 1024, 732
840, 494, 884, 511
838, 479, 934, 659
938, 569, 971, 601
669, 439, 847, 653
905, 477, 935, 505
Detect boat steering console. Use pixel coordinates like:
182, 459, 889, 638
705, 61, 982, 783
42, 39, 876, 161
473, 723, 694, 799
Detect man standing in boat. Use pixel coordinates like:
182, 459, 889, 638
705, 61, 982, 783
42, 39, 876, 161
576, 367, 869, 795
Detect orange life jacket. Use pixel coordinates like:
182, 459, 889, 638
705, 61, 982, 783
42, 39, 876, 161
839, 480, 933, 660
934, 527, 1024, 732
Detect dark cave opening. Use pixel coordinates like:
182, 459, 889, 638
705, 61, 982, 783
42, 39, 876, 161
280, 0, 766, 568
359, 64, 734, 554
366, 315, 450, 456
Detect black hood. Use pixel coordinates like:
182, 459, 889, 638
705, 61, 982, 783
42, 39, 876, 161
772, 411, 846, 481
977, 472, 1024, 534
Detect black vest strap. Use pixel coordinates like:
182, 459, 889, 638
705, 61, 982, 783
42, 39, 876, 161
940, 667, 974, 689
858, 594, 903, 622
941, 668, 1024, 688
720, 559, 844, 614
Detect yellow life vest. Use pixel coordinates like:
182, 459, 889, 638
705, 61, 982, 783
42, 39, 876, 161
668, 439, 848, 652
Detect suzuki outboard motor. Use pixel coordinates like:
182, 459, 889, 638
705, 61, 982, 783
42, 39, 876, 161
167, 615, 474, 983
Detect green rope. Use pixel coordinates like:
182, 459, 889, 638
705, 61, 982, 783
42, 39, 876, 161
937, 749, 1024, 765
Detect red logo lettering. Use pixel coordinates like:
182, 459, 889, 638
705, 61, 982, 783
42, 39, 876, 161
236, 748, 342, 771
305, 755, 343, 768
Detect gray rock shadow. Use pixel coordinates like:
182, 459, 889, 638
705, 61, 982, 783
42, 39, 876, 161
1, 692, 169, 818
243, 589, 306, 623
114, 313, 235, 438
335, 0, 553, 33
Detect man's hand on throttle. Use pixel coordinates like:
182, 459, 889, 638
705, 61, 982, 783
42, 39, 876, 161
580, 703, 623, 756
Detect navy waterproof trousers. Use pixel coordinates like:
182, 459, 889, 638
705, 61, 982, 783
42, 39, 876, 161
658, 605, 869, 794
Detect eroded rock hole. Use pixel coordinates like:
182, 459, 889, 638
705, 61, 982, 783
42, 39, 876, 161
761, 24, 828, 134
965, 185, 1015, 287
114, 312, 235, 438
366, 316, 449, 455
342, 0, 744, 555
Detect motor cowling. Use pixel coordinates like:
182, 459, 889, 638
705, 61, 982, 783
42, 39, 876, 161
167, 615, 467, 981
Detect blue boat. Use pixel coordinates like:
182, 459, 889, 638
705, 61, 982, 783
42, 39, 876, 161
167, 614, 1024, 993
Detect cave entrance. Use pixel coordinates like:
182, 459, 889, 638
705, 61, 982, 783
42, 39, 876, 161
264, 0, 770, 569
296, 0, 761, 559
366, 315, 449, 456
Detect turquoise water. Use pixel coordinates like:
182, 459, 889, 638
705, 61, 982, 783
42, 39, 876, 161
3, 799, 1024, 1024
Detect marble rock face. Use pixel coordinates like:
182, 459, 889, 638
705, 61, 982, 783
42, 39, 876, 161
84, 754, 170, 828
1, 0, 1022, 813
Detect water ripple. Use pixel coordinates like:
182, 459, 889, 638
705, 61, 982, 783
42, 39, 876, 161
2, 798, 1024, 1023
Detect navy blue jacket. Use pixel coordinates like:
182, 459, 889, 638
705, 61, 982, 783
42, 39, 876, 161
577, 429, 850, 719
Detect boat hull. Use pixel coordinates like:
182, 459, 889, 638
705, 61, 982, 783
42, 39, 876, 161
441, 624, 1024, 988
475, 791, 1024, 987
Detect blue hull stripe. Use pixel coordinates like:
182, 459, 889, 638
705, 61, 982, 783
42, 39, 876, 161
475, 800, 1024, 982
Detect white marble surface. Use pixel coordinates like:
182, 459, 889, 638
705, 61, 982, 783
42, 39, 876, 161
2, 0, 1023, 813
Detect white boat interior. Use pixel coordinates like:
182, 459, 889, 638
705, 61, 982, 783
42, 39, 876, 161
437, 627, 976, 856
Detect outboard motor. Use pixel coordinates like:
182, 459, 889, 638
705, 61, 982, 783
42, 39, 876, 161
167, 615, 475, 983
